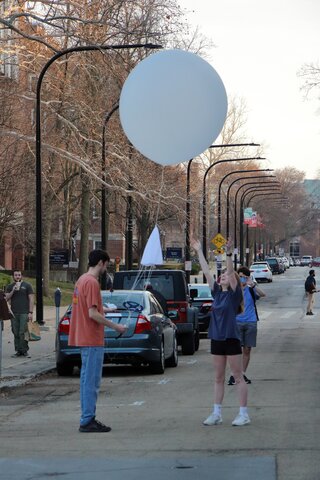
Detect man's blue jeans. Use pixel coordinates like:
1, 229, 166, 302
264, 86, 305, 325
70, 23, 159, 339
79, 346, 104, 427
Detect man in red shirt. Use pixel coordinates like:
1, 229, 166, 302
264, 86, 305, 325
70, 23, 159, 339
69, 249, 126, 433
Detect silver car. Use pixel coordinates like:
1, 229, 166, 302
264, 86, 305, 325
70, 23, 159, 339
56, 290, 178, 376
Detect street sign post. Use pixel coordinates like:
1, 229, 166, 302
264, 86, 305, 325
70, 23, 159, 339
212, 233, 227, 278
211, 233, 227, 249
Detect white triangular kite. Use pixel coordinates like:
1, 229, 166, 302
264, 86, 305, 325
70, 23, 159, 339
141, 225, 164, 266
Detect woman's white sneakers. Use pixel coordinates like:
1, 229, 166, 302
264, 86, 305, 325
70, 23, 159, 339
203, 413, 223, 425
203, 412, 251, 426
232, 413, 251, 426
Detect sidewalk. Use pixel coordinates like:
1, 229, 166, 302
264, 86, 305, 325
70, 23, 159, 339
0, 306, 67, 389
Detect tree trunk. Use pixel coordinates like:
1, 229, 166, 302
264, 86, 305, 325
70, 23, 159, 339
78, 170, 91, 276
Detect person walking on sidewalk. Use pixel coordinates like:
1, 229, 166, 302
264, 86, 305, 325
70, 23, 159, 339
191, 238, 250, 427
305, 269, 318, 315
5, 271, 34, 358
228, 266, 266, 386
68, 249, 127, 433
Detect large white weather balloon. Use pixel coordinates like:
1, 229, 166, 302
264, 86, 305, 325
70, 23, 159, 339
119, 49, 228, 165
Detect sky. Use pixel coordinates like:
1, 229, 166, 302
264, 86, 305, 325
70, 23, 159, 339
179, 0, 320, 179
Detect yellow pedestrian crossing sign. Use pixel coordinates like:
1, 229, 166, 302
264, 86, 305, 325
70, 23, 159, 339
211, 233, 227, 248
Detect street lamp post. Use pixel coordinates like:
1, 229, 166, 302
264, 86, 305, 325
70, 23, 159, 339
247, 193, 289, 259
239, 187, 282, 265
247, 195, 288, 263
246, 192, 288, 260
226, 176, 277, 237
185, 143, 260, 282
185, 158, 194, 283
125, 174, 133, 270
213, 168, 271, 276
217, 168, 272, 238
101, 102, 119, 289
35, 42, 161, 324
233, 178, 276, 269
202, 157, 265, 261
244, 187, 281, 265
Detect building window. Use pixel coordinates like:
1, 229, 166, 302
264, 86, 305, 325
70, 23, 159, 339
0, 4, 18, 80
94, 241, 102, 250
289, 241, 300, 258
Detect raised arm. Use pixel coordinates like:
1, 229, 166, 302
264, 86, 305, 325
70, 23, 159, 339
225, 238, 238, 292
190, 238, 214, 290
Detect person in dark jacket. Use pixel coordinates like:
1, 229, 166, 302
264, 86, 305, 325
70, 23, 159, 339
305, 269, 317, 315
5, 271, 34, 357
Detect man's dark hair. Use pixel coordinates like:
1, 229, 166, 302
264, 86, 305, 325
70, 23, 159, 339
237, 266, 251, 277
88, 249, 110, 267
309, 269, 315, 276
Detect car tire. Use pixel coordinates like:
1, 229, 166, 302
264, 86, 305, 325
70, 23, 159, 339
166, 335, 178, 368
150, 340, 165, 374
56, 362, 74, 376
181, 332, 195, 355
194, 328, 200, 351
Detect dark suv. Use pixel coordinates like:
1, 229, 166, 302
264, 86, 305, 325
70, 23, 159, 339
113, 270, 199, 355
265, 257, 282, 274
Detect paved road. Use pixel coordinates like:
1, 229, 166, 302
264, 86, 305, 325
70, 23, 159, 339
0, 266, 320, 480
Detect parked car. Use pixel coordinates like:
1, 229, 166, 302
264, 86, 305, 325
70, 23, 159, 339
300, 255, 313, 266
311, 257, 320, 267
188, 283, 212, 331
277, 257, 286, 272
293, 257, 301, 266
249, 262, 273, 282
281, 257, 290, 269
265, 257, 282, 274
56, 289, 178, 376
113, 269, 199, 355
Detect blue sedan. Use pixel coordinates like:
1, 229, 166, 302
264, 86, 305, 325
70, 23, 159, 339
56, 290, 178, 376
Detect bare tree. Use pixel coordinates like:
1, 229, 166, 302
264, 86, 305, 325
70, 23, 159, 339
1, 0, 213, 289
298, 62, 320, 101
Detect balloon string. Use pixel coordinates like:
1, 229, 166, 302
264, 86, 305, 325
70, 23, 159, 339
155, 166, 165, 225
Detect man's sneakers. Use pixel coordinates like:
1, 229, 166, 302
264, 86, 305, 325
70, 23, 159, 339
228, 374, 251, 385
306, 311, 314, 315
79, 418, 111, 433
232, 413, 251, 426
203, 413, 223, 426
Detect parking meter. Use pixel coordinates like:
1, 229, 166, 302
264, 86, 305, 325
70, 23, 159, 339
54, 288, 61, 330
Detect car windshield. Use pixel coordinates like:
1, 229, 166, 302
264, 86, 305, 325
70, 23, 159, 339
102, 292, 146, 310
190, 285, 211, 298
266, 259, 277, 265
122, 274, 175, 300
